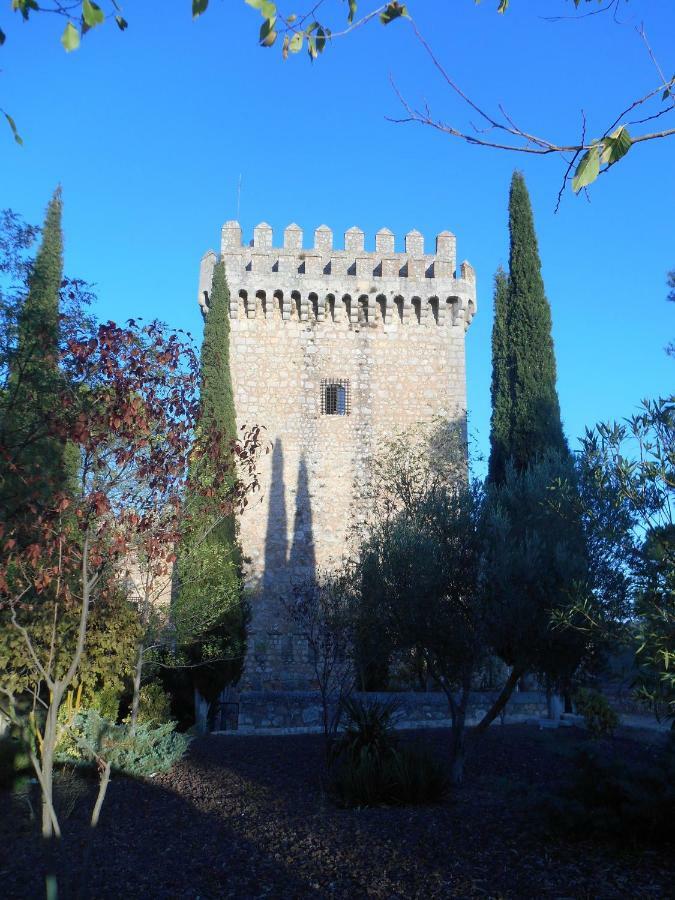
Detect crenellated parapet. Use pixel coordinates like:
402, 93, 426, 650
199, 221, 477, 330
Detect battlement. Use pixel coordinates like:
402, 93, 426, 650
198, 221, 477, 330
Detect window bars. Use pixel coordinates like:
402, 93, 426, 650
321, 379, 350, 416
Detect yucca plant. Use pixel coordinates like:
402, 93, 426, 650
330, 696, 399, 766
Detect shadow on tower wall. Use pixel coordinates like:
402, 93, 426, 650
288, 454, 316, 585
262, 438, 288, 600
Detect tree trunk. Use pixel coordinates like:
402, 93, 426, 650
448, 703, 467, 785
40, 695, 62, 900
547, 689, 563, 721
40, 698, 60, 840
129, 642, 144, 733
443, 678, 470, 786
474, 666, 524, 734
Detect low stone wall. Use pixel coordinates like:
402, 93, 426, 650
218, 690, 549, 735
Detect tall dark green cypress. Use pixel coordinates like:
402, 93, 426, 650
488, 172, 568, 483
487, 268, 511, 484
174, 260, 247, 710
197, 260, 239, 547
0, 188, 73, 528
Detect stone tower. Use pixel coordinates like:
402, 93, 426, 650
198, 221, 477, 693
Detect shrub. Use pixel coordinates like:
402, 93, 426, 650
90, 685, 122, 721
329, 697, 448, 806
0, 737, 31, 790
385, 747, 450, 805
132, 682, 173, 726
332, 745, 449, 807
574, 688, 619, 737
57, 710, 190, 777
544, 737, 675, 845
331, 696, 399, 766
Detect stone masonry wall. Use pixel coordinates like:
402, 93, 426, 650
231, 690, 547, 734
198, 221, 477, 692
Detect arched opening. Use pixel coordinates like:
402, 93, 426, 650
394, 295, 404, 324
376, 293, 387, 323
291, 290, 302, 319
357, 295, 369, 325
326, 293, 336, 322
273, 289, 284, 319
412, 296, 422, 324
309, 292, 319, 321
254, 289, 266, 318
429, 296, 440, 325
238, 289, 247, 318
342, 294, 352, 323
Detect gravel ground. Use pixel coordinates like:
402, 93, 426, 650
1, 724, 672, 899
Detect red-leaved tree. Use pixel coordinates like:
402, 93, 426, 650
0, 317, 262, 889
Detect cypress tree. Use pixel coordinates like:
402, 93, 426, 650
488, 172, 568, 483
487, 268, 511, 484
174, 260, 247, 712
0, 188, 74, 528
479, 174, 582, 731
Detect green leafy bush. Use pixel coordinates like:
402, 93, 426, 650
332, 745, 449, 807
132, 682, 173, 726
574, 688, 619, 737
90, 685, 122, 721
57, 710, 190, 777
545, 737, 675, 845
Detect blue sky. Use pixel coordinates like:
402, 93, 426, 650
1, 1, 673, 471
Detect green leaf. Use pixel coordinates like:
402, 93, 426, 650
307, 34, 317, 60
245, 0, 264, 7
61, 22, 81, 52
3, 110, 23, 146
572, 145, 600, 193
12, 0, 38, 21
600, 125, 632, 166
259, 17, 277, 46
497, 0, 509, 11
115, 14, 128, 31
82, 0, 104, 27
192, 0, 209, 16
0, 27, 5, 46
316, 26, 326, 53
260, 1, 276, 18
348, 0, 357, 24
380, 2, 408, 24
289, 32, 303, 52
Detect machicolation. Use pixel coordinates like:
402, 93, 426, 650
199, 222, 476, 329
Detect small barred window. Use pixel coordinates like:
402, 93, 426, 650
321, 379, 350, 416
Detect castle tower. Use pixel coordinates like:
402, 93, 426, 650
198, 221, 477, 693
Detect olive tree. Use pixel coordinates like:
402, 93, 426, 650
360, 483, 484, 784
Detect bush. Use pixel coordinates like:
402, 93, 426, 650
0, 737, 31, 790
545, 737, 675, 845
57, 710, 190, 777
332, 745, 449, 807
331, 696, 399, 766
328, 697, 448, 806
574, 688, 619, 737
131, 682, 173, 726
90, 684, 122, 721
